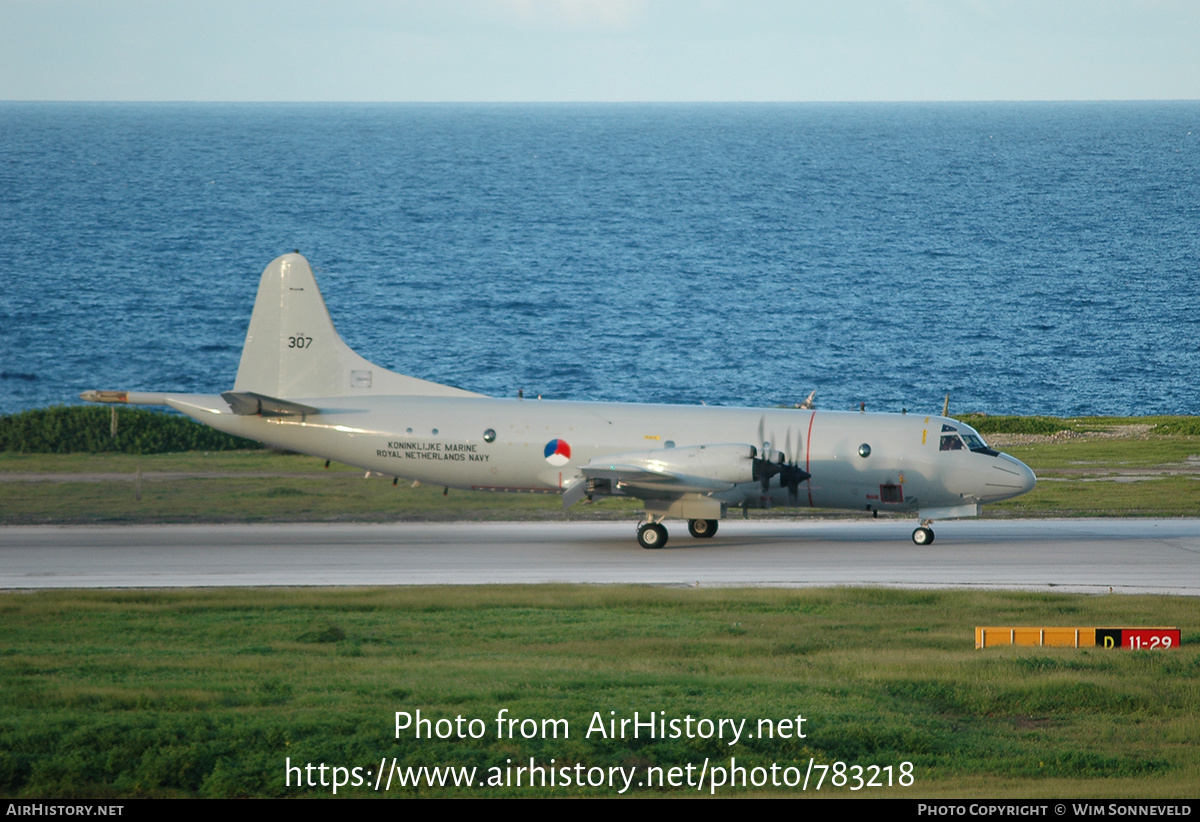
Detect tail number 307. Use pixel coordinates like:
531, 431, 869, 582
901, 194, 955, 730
288, 334, 313, 349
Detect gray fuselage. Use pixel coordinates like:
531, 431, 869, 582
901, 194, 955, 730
173, 393, 1035, 515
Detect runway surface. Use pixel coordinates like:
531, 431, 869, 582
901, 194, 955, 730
3, 518, 1198, 594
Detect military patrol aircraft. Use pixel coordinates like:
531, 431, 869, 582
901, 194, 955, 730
82, 253, 1036, 549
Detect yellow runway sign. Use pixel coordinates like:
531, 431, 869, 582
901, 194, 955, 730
975, 627, 1180, 649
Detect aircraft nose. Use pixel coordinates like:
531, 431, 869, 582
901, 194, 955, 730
1020, 459, 1037, 494
981, 454, 1037, 502
1010, 456, 1037, 495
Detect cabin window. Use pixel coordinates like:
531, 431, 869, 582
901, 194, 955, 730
858, 443, 871, 458
483, 428, 496, 443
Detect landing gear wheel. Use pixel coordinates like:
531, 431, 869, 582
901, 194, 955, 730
687, 519, 719, 539
637, 523, 668, 550
912, 527, 935, 545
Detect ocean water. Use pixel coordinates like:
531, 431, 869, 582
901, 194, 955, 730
1, 102, 1197, 418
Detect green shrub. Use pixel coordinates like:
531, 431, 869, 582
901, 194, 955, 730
0, 406, 261, 454
1152, 418, 1200, 436
957, 414, 1069, 435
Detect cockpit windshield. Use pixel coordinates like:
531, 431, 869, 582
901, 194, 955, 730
961, 433, 987, 450
939, 426, 999, 456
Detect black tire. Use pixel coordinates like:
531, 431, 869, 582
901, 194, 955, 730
912, 527, 935, 546
637, 523, 668, 549
688, 519, 719, 538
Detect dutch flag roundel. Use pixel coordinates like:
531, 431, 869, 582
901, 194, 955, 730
543, 438, 571, 467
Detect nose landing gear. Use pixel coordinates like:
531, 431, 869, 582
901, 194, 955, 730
912, 520, 935, 545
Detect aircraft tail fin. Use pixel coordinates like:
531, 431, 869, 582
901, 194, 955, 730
233, 254, 482, 399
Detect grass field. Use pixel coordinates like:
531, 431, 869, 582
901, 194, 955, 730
1, 586, 1197, 798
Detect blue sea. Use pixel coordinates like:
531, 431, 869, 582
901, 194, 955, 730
2, 102, 1198, 418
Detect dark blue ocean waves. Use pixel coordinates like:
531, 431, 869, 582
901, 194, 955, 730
2, 102, 1197, 417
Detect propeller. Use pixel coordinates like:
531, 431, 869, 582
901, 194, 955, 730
752, 416, 777, 504
777, 426, 812, 504
752, 417, 812, 504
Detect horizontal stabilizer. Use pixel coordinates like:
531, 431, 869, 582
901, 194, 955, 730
81, 391, 235, 421
221, 391, 319, 418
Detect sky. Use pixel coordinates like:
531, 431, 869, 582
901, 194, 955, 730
1, 0, 1198, 102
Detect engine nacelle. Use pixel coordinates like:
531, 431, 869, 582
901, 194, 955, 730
586, 443, 758, 489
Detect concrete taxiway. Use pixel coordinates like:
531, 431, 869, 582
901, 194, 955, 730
2, 518, 1198, 593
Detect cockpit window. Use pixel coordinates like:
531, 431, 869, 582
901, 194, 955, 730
941, 426, 999, 455
961, 433, 987, 450
940, 434, 964, 451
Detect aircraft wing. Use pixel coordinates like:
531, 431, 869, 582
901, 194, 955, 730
562, 443, 758, 509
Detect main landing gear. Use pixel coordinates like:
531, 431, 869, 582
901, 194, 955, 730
636, 518, 721, 549
637, 521, 668, 549
911, 520, 935, 545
